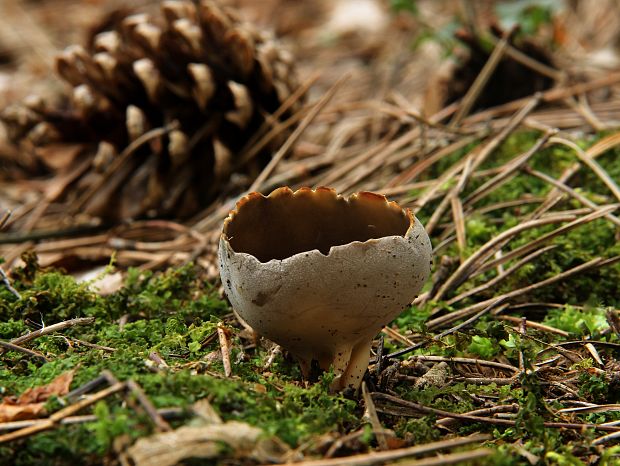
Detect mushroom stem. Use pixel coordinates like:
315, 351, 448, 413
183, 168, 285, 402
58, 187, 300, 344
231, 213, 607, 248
295, 342, 371, 392
330, 339, 372, 392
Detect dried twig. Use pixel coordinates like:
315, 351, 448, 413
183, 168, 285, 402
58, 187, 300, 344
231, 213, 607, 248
0, 268, 20, 299
361, 382, 388, 450
10, 317, 95, 347
0, 408, 184, 432
127, 380, 171, 432
436, 404, 519, 427
0, 382, 126, 443
0, 340, 47, 362
0, 210, 10, 230
278, 434, 491, 466
217, 324, 232, 378
372, 392, 620, 432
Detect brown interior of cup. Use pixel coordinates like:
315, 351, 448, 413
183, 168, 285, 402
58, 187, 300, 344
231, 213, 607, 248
224, 188, 410, 262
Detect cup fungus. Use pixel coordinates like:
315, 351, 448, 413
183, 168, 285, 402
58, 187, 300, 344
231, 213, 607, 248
219, 187, 432, 391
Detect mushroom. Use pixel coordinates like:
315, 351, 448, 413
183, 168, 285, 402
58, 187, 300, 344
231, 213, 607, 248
219, 187, 432, 391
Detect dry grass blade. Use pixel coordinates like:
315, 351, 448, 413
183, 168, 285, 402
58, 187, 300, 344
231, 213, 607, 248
495, 316, 570, 337
387, 134, 480, 188
565, 95, 607, 131
0, 267, 20, 299
249, 73, 350, 192
277, 434, 491, 466
336, 134, 419, 194
432, 214, 577, 302
411, 155, 469, 215
385, 299, 508, 360
0, 408, 183, 432
417, 96, 540, 230
372, 392, 620, 432
383, 449, 493, 466
466, 93, 541, 172
217, 324, 232, 378
529, 131, 620, 216
425, 157, 477, 235
593, 430, 620, 445
403, 355, 519, 374
491, 36, 564, 81
320, 139, 390, 189
436, 404, 519, 428
464, 71, 620, 124
237, 72, 320, 168
587, 131, 620, 157
464, 130, 554, 206
428, 255, 617, 330
0, 211, 10, 230
524, 166, 620, 227
549, 135, 620, 204
450, 195, 466, 261
446, 245, 557, 306
450, 29, 512, 126
473, 205, 617, 278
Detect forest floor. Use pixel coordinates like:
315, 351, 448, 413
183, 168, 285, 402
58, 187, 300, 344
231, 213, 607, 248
2, 1, 620, 465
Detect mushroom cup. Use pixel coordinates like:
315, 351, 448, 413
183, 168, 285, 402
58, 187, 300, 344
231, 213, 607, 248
219, 187, 432, 391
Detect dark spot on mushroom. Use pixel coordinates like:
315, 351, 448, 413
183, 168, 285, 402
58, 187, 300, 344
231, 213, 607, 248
251, 292, 270, 307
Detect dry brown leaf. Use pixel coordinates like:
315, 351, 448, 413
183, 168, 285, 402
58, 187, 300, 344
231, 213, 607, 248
17, 369, 75, 404
0, 369, 75, 422
0, 402, 46, 423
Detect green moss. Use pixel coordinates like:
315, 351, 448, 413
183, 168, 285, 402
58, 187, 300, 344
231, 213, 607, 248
543, 305, 609, 337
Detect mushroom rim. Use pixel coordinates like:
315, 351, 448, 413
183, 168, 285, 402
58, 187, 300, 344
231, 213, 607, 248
220, 186, 420, 263
220, 233, 420, 266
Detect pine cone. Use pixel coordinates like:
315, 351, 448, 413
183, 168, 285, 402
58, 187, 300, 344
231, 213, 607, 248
1, 0, 302, 220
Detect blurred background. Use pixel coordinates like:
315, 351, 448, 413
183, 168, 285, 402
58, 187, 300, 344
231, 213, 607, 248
1, 0, 620, 276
